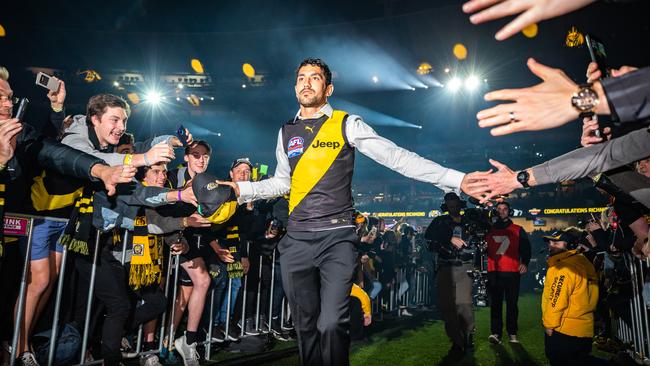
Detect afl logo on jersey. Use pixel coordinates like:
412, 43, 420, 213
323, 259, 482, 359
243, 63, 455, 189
287, 136, 304, 158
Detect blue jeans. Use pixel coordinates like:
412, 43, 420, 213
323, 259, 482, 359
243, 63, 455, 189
207, 263, 228, 325
219, 277, 241, 324
366, 280, 382, 300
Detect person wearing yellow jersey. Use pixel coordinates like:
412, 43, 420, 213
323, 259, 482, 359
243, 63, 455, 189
541, 229, 607, 366
349, 283, 371, 342
220, 58, 486, 366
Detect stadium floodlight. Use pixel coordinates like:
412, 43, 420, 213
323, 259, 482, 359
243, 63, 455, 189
464, 75, 480, 91
144, 90, 162, 105
446, 77, 462, 92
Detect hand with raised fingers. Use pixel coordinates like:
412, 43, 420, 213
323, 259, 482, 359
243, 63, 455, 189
462, 0, 596, 41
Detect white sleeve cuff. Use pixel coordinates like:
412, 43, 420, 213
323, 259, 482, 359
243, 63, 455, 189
440, 169, 465, 193
237, 181, 254, 203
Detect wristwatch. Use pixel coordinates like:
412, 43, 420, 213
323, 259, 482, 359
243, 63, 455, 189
516, 170, 530, 189
571, 83, 599, 118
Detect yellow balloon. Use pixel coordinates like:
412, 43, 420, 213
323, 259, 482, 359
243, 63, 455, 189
522, 23, 538, 38
127, 93, 140, 105
0, 25, 5, 37
242, 63, 255, 78
191, 59, 204, 74
453, 44, 467, 60
188, 94, 200, 107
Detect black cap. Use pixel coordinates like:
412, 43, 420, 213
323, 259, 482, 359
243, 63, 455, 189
543, 230, 578, 244
192, 172, 238, 224
231, 157, 252, 171
444, 192, 462, 202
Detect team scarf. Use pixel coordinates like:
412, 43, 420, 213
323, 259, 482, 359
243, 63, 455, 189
59, 186, 95, 256
126, 209, 164, 290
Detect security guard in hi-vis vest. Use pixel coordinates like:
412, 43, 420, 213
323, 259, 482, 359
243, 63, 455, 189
222, 58, 482, 366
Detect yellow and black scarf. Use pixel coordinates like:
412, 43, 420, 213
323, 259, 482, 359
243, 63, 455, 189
225, 225, 244, 279
59, 186, 95, 255
126, 211, 164, 290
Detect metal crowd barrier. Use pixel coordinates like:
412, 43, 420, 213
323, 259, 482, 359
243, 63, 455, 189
200, 241, 290, 360
6, 212, 437, 366
385, 266, 433, 317
618, 253, 650, 360
4, 213, 186, 366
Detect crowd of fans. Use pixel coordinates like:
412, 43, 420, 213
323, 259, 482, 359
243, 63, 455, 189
0, 64, 446, 366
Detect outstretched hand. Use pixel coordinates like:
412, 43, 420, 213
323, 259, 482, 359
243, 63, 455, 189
465, 160, 524, 203
477, 58, 580, 136
93, 164, 136, 196
460, 170, 494, 201
216, 180, 240, 197
462, 0, 596, 41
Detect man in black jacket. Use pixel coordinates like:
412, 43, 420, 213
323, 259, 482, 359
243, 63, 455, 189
425, 192, 475, 356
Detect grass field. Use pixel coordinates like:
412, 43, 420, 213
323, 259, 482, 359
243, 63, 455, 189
348, 293, 548, 366
210, 293, 552, 365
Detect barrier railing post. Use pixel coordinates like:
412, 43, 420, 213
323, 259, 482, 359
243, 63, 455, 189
254, 253, 263, 333
280, 297, 286, 329
268, 250, 276, 333
120, 231, 129, 265
10, 218, 35, 366
48, 244, 68, 366
240, 242, 250, 338
79, 231, 102, 365
205, 288, 215, 360
168, 253, 181, 350
629, 255, 643, 355
158, 247, 174, 351
225, 278, 233, 340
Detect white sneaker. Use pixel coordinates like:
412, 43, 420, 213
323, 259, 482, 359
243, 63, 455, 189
508, 334, 520, 343
173, 335, 200, 366
400, 309, 413, 316
139, 354, 163, 366
18, 352, 40, 366
488, 334, 501, 344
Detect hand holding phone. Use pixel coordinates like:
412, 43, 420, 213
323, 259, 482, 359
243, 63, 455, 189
585, 34, 609, 78
35, 72, 61, 92
14, 98, 29, 122
176, 125, 189, 146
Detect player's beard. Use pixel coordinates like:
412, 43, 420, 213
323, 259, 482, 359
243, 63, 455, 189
298, 90, 325, 108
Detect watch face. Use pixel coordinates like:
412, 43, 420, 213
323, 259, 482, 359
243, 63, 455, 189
517, 171, 528, 184
572, 87, 599, 112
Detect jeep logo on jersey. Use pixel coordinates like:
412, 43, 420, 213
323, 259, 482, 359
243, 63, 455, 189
287, 136, 304, 158
311, 140, 341, 149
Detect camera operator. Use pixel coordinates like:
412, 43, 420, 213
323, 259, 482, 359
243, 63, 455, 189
486, 201, 531, 345
425, 192, 475, 356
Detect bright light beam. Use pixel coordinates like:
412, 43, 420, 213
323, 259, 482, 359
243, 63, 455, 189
446, 77, 462, 92
464, 75, 480, 91
144, 90, 162, 105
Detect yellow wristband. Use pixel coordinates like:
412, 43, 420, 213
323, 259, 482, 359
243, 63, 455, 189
51, 104, 63, 113
123, 154, 133, 166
